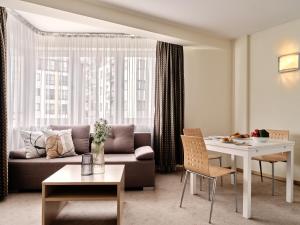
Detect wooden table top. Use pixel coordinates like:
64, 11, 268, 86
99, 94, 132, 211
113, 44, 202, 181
43, 164, 125, 185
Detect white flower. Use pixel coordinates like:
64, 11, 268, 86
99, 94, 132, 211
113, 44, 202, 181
92, 118, 111, 144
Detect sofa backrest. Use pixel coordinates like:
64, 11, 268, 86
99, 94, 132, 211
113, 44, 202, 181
49, 125, 90, 154
50, 124, 152, 154
134, 132, 151, 149
104, 124, 134, 154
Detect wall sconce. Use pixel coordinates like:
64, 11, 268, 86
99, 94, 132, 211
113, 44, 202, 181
278, 53, 300, 73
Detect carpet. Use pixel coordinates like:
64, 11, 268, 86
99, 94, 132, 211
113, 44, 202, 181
0, 172, 300, 225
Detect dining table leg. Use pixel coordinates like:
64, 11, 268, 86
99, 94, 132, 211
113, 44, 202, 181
231, 155, 237, 185
243, 155, 252, 219
286, 148, 294, 203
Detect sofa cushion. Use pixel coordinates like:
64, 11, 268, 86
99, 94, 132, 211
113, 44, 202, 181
104, 125, 134, 154
9, 155, 82, 164
104, 154, 155, 188
49, 125, 90, 154
105, 153, 137, 162
135, 146, 154, 160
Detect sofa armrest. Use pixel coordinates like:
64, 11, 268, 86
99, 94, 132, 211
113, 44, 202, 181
9, 148, 27, 159
135, 146, 154, 160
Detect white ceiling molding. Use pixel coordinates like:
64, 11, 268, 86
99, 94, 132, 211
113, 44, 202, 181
1, 0, 231, 48
15, 10, 122, 33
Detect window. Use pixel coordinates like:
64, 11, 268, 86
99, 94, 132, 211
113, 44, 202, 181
35, 56, 70, 123
59, 104, 68, 115
36, 103, 40, 111
62, 61, 68, 72
123, 56, 153, 120
46, 89, 55, 100
60, 75, 68, 86
60, 90, 68, 100
137, 80, 145, 90
36, 73, 41, 82
7, 12, 156, 153
46, 74, 55, 85
46, 104, 55, 114
48, 60, 55, 71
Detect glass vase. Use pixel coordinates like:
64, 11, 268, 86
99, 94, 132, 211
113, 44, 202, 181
81, 153, 93, 176
91, 142, 105, 174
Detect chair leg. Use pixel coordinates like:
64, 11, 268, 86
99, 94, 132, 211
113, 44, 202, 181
208, 178, 211, 201
272, 162, 275, 196
209, 178, 217, 224
200, 175, 203, 191
259, 160, 263, 182
180, 166, 185, 183
234, 172, 238, 213
179, 171, 189, 207
219, 157, 223, 186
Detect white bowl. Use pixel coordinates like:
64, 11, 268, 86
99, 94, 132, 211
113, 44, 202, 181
251, 137, 269, 143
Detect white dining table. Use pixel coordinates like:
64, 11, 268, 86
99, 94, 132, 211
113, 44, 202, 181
189, 138, 295, 219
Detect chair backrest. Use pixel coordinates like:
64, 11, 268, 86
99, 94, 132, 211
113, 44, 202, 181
267, 129, 289, 140
183, 128, 203, 137
181, 135, 209, 176
267, 129, 289, 157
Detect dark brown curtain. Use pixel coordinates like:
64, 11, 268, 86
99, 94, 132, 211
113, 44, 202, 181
153, 41, 184, 172
0, 7, 8, 201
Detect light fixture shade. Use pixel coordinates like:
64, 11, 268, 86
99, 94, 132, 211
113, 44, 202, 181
278, 53, 300, 73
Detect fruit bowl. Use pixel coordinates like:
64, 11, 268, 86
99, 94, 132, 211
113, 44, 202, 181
251, 137, 269, 143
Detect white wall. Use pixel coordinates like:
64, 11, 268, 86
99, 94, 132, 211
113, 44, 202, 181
184, 46, 233, 137
250, 19, 300, 181
233, 36, 249, 133
234, 19, 300, 181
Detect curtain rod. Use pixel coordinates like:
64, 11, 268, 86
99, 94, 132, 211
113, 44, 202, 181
8, 9, 140, 38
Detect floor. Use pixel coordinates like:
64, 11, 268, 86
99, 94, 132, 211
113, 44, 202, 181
1, 172, 300, 225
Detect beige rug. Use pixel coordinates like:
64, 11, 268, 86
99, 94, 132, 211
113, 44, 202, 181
1, 172, 300, 225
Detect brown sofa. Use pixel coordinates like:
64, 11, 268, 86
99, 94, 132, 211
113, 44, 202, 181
9, 125, 155, 191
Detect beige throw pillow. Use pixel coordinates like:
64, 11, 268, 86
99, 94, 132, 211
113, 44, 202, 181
43, 129, 76, 159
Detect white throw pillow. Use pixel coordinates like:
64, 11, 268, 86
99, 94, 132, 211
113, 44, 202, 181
20, 130, 46, 159
42, 129, 77, 159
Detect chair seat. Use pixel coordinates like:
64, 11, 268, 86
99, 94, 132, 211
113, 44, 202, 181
209, 166, 235, 178
253, 153, 287, 163
208, 153, 222, 160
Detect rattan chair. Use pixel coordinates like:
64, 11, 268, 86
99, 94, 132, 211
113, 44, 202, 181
179, 135, 237, 224
181, 128, 223, 186
252, 129, 289, 196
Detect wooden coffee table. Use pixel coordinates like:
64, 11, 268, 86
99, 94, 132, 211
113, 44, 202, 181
42, 164, 125, 225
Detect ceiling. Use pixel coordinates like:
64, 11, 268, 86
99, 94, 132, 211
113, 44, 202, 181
13, 0, 300, 40
97, 0, 300, 38
17, 10, 118, 33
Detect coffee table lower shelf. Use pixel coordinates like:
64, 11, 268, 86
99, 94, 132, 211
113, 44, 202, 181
44, 184, 118, 202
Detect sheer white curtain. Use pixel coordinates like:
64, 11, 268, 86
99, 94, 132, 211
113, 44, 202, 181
7, 13, 156, 150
